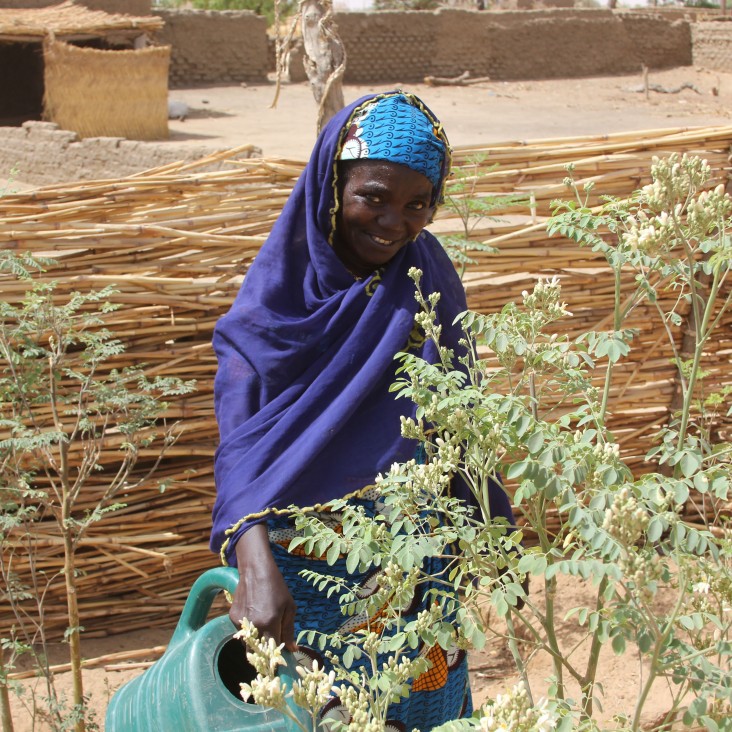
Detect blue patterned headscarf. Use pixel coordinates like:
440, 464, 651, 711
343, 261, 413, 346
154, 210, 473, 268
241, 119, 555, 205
339, 93, 446, 192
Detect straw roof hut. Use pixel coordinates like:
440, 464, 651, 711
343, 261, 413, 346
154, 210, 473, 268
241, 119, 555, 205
0, 1, 168, 139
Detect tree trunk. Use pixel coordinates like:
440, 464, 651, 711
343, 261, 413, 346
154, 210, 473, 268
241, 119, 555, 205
63, 529, 85, 732
0, 646, 15, 732
300, 0, 346, 133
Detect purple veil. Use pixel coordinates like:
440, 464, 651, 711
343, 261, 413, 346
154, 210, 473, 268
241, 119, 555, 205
211, 92, 513, 565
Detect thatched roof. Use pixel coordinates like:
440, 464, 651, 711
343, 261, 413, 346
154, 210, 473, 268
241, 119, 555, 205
0, 1, 163, 41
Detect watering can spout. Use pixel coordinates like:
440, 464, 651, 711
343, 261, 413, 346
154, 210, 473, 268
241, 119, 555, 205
106, 567, 311, 731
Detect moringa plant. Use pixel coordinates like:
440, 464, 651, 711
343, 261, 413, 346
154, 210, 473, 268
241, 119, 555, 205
0, 253, 195, 732
438, 155, 526, 281
233, 154, 731, 731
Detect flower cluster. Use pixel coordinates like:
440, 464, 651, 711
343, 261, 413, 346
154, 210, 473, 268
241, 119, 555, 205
602, 486, 649, 546
621, 550, 663, 604
521, 276, 572, 322
415, 308, 442, 344
684, 560, 732, 618
378, 457, 453, 501
621, 208, 676, 257
685, 183, 732, 233
413, 602, 444, 635
336, 685, 376, 730
435, 435, 462, 473
400, 415, 425, 441
234, 618, 288, 709
478, 683, 558, 732
379, 561, 421, 610
291, 660, 336, 710
643, 154, 711, 212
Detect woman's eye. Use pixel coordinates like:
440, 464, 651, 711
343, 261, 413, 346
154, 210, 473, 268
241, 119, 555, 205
409, 201, 426, 211
364, 194, 382, 204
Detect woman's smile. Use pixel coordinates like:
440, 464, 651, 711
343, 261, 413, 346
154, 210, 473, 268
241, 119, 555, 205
370, 233, 397, 247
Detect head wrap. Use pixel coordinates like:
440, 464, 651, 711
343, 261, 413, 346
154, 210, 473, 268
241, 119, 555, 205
211, 91, 514, 565
338, 93, 446, 191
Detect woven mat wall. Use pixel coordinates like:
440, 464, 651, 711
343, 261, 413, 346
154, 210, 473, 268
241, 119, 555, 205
43, 39, 170, 141
1, 127, 730, 639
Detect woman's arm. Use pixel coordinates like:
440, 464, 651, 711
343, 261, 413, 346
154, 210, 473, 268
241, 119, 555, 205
229, 524, 298, 651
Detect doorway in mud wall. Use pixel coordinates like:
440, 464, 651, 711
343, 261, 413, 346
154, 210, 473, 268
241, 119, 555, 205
0, 40, 44, 125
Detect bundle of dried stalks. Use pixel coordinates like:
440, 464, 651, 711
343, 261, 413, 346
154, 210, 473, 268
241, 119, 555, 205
0, 126, 730, 639
43, 39, 170, 141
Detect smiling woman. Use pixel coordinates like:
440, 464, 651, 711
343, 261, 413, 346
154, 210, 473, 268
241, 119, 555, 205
210, 91, 514, 729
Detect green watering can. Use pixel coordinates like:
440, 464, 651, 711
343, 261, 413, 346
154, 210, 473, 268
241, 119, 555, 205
106, 567, 310, 731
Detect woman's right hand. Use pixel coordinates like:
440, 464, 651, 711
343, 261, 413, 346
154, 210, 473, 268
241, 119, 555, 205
230, 523, 298, 651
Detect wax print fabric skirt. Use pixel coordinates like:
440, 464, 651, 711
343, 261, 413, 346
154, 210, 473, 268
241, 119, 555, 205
266, 488, 472, 732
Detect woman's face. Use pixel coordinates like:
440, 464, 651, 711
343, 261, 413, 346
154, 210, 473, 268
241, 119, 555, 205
333, 160, 435, 278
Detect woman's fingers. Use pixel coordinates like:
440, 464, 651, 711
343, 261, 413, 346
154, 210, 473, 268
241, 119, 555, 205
281, 596, 298, 652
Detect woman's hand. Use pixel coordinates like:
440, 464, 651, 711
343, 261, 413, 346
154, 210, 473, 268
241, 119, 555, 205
230, 523, 298, 651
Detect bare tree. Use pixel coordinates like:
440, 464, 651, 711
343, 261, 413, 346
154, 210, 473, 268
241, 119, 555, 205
301, 0, 345, 131
273, 0, 346, 133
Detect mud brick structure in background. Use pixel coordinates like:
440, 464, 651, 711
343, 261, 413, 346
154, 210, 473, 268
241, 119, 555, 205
334, 8, 691, 83
0, 120, 261, 185
157, 7, 694, 88
692, 20, 732, 74
155, 8, 269, 87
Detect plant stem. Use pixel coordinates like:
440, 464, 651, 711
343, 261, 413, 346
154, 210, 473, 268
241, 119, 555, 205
63, 526, 85, 732
504, 612, 533, 706
533, 495, 565, 698
579, 576, 609, 720
543, 573, 564, 699
0, 646, 15, 732
676, 269, 721, 451
600, 266, 622, 422
631, 567, 688, 731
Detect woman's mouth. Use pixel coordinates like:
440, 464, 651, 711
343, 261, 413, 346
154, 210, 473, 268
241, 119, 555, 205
369, 233, 399, 247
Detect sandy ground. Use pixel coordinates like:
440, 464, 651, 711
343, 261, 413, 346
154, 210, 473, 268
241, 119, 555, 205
162, 67, 732, 159
9, 577, 679, 730
6, 67, 729, 729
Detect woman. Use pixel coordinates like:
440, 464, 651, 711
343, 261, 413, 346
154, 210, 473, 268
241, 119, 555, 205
211, 91, 513, 729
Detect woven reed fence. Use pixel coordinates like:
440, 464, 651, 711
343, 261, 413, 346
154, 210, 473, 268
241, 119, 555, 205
1, 126, 730, 639
43, 39, 170, 141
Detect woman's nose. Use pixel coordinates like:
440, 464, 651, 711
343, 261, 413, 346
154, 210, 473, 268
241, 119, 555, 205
376, 206, 406, 234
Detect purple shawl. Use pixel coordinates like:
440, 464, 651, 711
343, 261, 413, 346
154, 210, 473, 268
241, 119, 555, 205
211, 92, 513, 565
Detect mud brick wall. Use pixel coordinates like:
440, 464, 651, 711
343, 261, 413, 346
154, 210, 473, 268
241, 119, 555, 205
150, 8, 691, 88
618, 13, 692, 70
0, 121, 260, 186
468, 9, 642, 80
0, 0, 152, 13
692, 21, 732, 73
334, 9, 692, 84
335, 10, 438, 84
155, 9, 269, 87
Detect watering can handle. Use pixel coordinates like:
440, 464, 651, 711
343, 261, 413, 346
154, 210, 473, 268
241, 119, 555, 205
168, 566, 239, 648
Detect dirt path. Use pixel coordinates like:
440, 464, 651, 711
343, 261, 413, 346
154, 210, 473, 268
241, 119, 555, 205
164, 67, 732, 159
